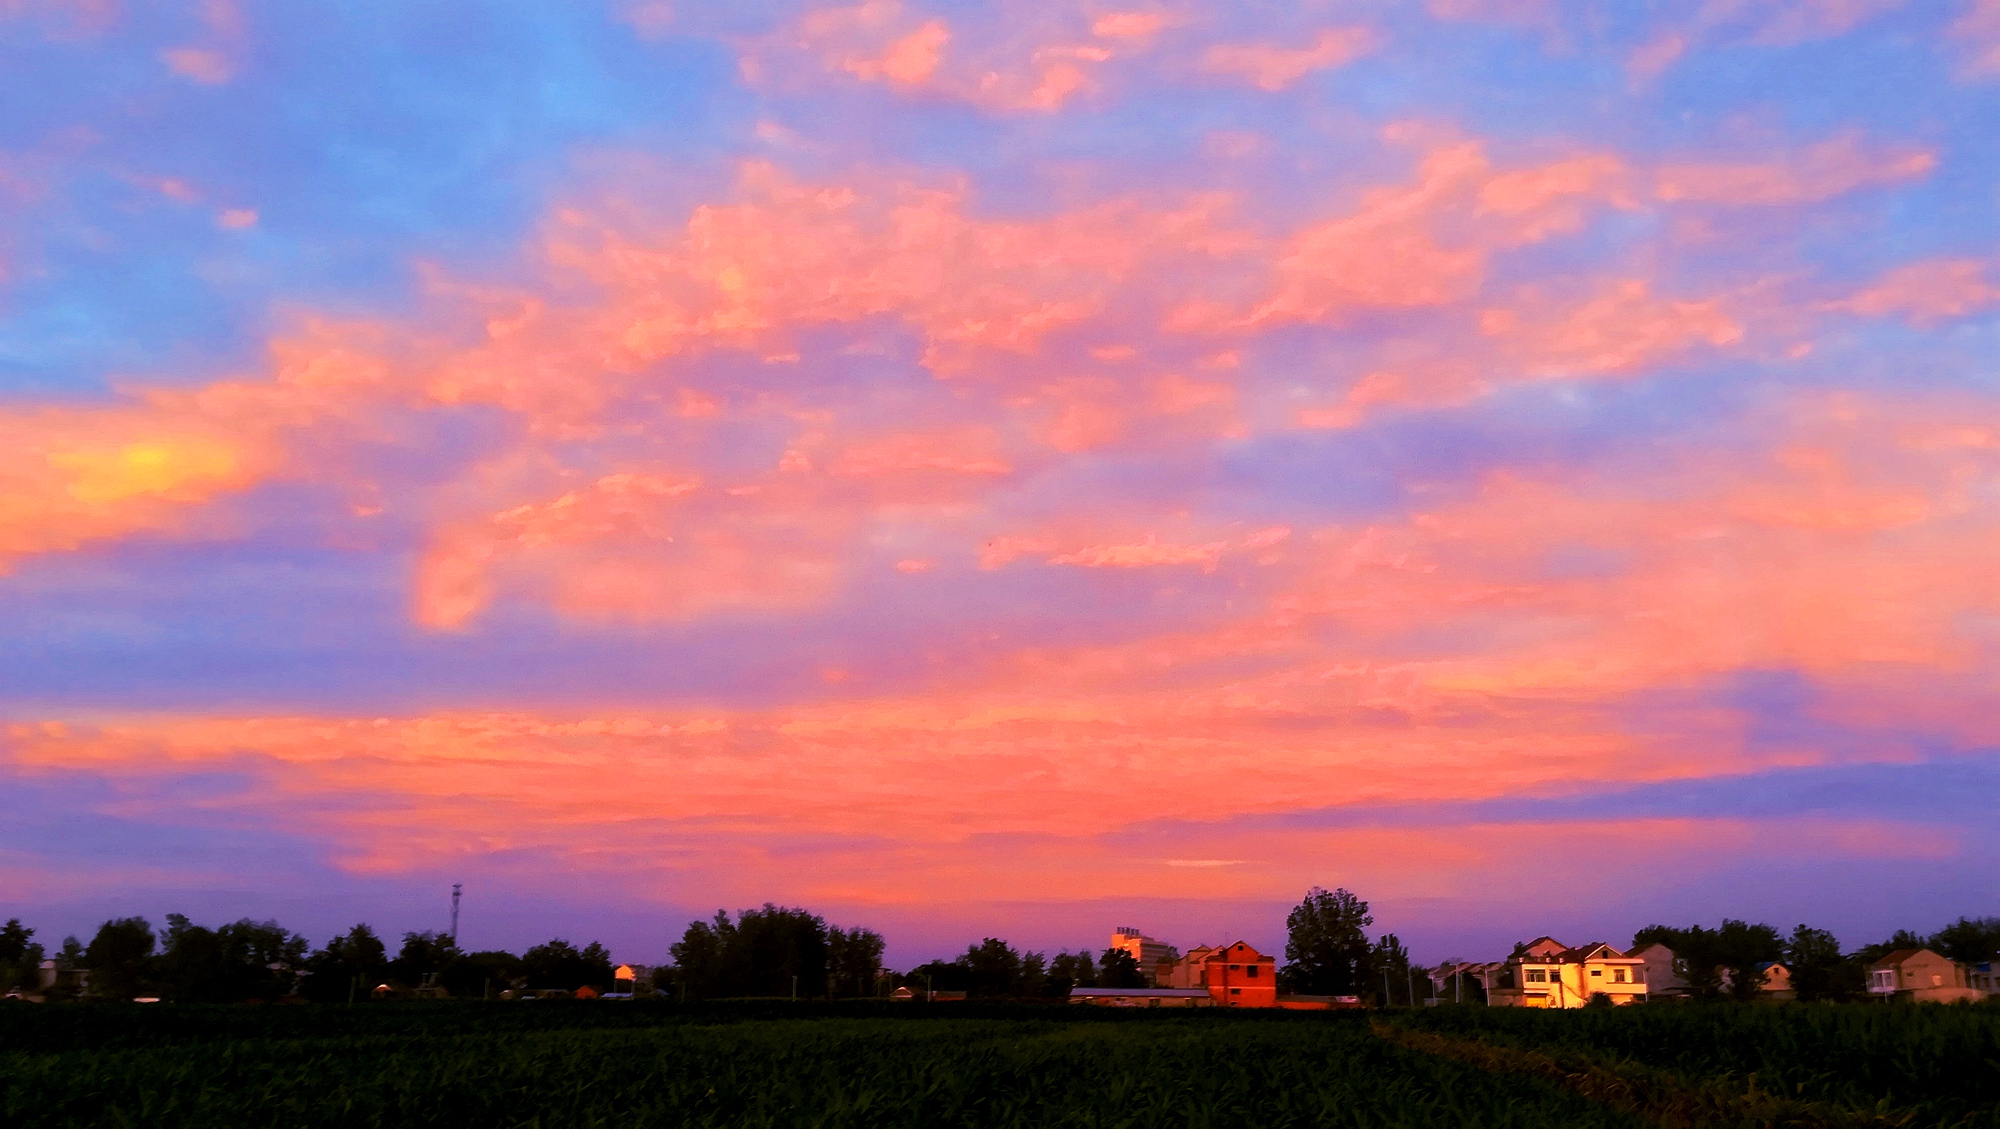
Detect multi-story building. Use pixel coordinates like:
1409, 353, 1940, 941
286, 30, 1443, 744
1109, 927, 1177, 985
1488, 939, 1649, 1007
1162, 940, 1279, 1007
1865, 948, 1985, 1003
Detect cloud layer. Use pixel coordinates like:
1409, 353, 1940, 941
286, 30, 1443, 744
2, 0, 1996, 962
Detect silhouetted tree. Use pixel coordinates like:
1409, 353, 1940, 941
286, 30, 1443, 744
303, 923, 388, 1002
156, 914, 308, 1002
1281, 887, 1373, 995
669, 905, 831, 999
827, 926, 885, 998
1784, 924, 1861, 1002
519, 938, 613, 991
1633, 920, 1781, 1000
1098, 947, 1147, 988
444, 950, 523, 998
963, 938, 1025, 996
0, 919, 43, 994
1372, 933, 1412, 1006
1929, 917, 2000, 963
386, 930, 460, 989
1045, 949, 1097, 996
85, 917, 157, 1000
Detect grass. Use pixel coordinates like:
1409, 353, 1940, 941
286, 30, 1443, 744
2, 1002, 1633, 1128
5, 999, 1995, 1128
1383, 1001, 2000, 1128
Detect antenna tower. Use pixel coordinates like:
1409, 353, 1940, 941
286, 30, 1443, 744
449, 883, 463, 944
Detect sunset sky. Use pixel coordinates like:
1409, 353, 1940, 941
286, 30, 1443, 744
3, 0, 1998, 968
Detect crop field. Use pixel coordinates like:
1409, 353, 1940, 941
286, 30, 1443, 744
3, 1001, 1995, 1128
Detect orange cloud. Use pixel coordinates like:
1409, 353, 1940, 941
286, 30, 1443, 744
1199, 27, 1375, 91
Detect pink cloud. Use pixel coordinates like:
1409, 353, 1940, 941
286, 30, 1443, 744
1955, 0, 2000, 77
1828, 258, 2000, 324
738, 1, 1150, 113
1199, 27, 1375, 92
1478, 278, 1745, 377
1655, 131, 1935, 206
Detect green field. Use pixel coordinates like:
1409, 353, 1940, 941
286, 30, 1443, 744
3, 1001, 1994, 1128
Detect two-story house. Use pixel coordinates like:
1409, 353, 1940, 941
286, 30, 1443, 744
1490, 938, 1649, 1007
1163, 940, 1279, 1007
1865, 948, 1984, 1003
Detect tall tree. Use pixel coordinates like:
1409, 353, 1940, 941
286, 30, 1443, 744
669, 904, 830, 999
84, 917, 157, 1001
964, 938, 1025, 997
1784, 924, 1861, 1002
1371, 933, 1412, 1006
0, 919, 43, 994
521, 938, 614, 991
1281, 887, 1373, 995
826, 926, 885, 998
1045, 950, 1097, 996
303, 923, 388, 1003
1098, 947, 1147, 989
1928, 917, 2000, 962
156, 915, 307, 1002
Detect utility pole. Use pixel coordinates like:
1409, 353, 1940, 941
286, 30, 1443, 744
449, 883, 462, 946
1383, 968, 1391, 1007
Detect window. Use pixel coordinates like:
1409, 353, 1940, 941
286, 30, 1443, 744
1229, 987, 1241, 995
1246, 965, 1259, 978
1229, 964, 1240, 970
1526, 969, 1546, 983
1590, 969, 1602, 977
1613, 969, 1626, 983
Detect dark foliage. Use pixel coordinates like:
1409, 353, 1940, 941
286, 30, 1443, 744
156, 915, 309, 1003
1097, 947, 1148, 989
0, 920, 43, 994
521, 939, 615, 992
83, 917, 157, 1001
1280, 886, 1373, 995
301, 924, 388, 1003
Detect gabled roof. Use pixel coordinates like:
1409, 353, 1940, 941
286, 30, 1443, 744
1557, 942, 1628, 962
1866, 948, 1936, 970
1202, 940, 1272, 962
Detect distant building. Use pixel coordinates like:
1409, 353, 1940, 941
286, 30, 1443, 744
1865, 949, 1983, 1003
1162, 940, 1279, 1007
1627, 943, 1685, 998
1719, 962, 1793, 1000
36, 961, 88, 996
1069, 987, 1213, 1007
1967, 958, 1998, 997
1488, 939, 1649, 1007
1109, 927, 1177, 985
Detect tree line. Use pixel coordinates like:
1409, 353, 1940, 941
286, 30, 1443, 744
0, 915, 618, 1003
4, 893, 1992, 1005
1627, 916, 2000, 1003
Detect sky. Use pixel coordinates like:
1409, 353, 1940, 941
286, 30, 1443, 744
2, 0, 1998, 969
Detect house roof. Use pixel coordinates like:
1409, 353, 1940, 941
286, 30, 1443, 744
1865, 948, 1936, 970
1555, 942, 1637, 963
1202, 941, 1272, 962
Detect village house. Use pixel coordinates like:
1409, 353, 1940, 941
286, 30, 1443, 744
1627, 943, 1686, 998
1068, 987, 1213, 1007
1488, 938, 1649, 1007
1967, 958, 1998, 997
1160, 941, 1280, 1007
1865, 948, 1984, 1003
